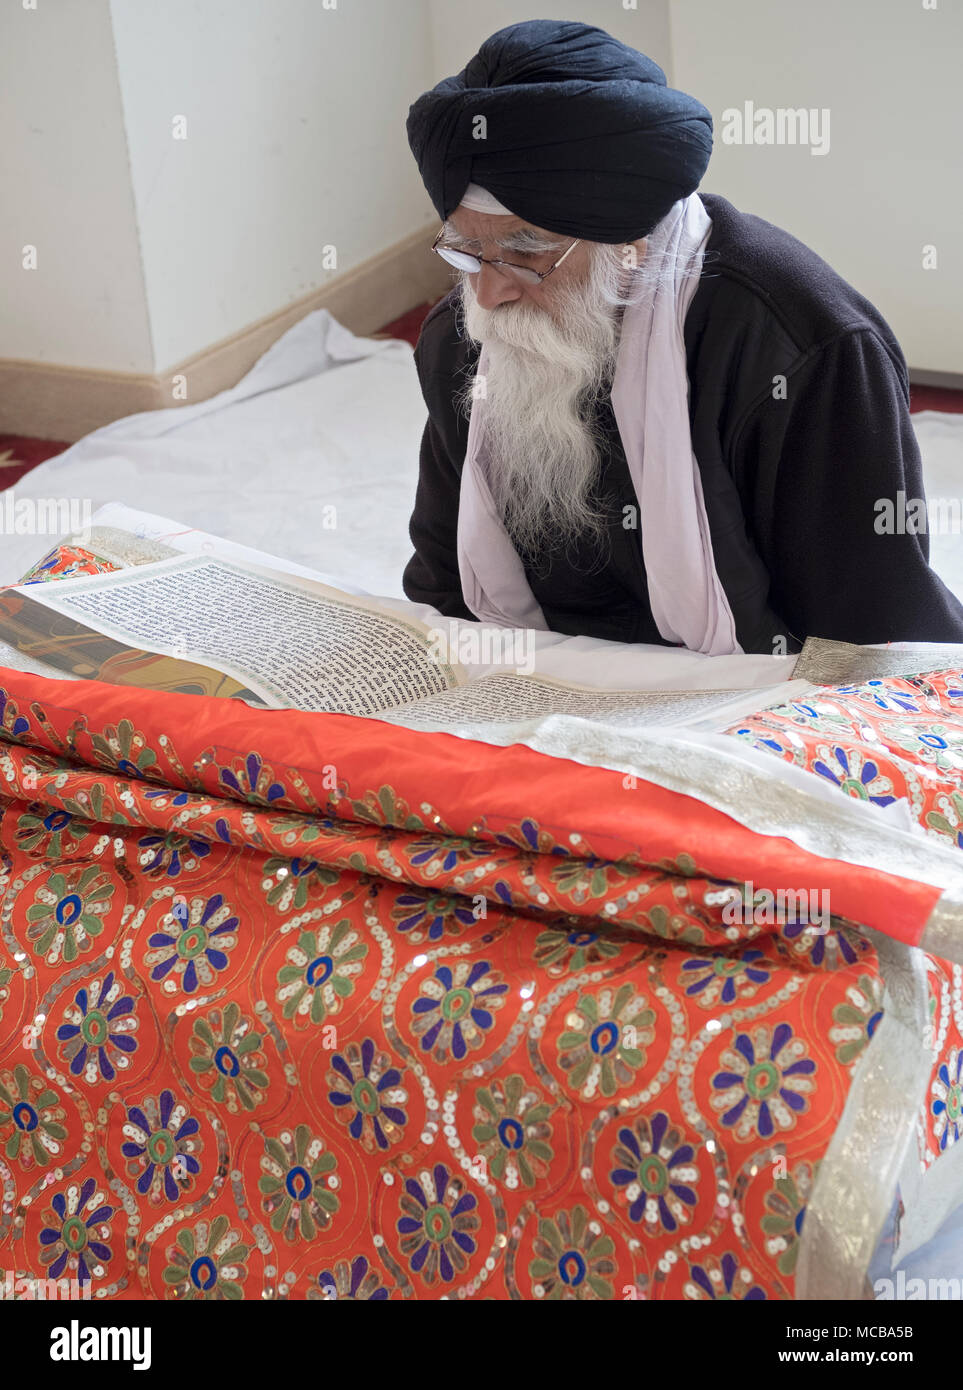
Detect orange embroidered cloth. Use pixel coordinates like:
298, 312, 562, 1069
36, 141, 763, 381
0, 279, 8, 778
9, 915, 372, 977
1, 653, 961, 1301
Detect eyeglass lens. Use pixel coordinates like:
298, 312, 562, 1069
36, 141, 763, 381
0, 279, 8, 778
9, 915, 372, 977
434, 245, 541, 286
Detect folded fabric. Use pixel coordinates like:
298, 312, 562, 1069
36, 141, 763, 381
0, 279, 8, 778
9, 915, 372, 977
1, 643, 963, 1297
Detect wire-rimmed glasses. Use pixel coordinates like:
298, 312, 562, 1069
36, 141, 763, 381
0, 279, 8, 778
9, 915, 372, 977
430, 228, 580, 287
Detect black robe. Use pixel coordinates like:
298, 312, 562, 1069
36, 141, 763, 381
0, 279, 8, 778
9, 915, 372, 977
402, 193, 963, 653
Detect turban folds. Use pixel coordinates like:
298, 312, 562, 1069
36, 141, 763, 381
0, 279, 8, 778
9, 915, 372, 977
406, 19, 713, 244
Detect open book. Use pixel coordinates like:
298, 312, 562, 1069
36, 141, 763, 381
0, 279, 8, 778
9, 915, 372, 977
4, 502, 953, 739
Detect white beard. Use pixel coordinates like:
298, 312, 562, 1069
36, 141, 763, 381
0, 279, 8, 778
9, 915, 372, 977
458, 246, 626, 565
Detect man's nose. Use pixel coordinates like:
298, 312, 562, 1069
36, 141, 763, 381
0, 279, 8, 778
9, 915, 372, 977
472, 261, 525, 311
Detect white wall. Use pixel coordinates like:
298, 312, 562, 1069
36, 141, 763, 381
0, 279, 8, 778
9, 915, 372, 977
2, 0, 959, 380
0, 0, 438, 376
109, 0, 437, 372
0, 0, 152, 371
668, 0, 963, 374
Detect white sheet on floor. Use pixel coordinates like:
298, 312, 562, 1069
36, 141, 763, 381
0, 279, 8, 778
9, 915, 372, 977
912, 411, 963, 601
0, 311, 425, 594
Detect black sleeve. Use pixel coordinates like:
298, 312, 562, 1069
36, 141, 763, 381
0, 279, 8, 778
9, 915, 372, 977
402, 299, 475, 619
736, 328, 963, 645
402, 413, 474, 619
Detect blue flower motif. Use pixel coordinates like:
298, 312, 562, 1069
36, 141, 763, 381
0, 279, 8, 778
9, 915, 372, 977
932, 1048, 963, 1152
55, 971, 138, 1081
137, 831, 211, 878
491, 819, 570, 857
122, 1089, 202, 1201
838, 680, 921, 713
392, 891, 477, 941
781, 920, 864, 968
410, 960, 508, 1061
144, 788, 191, 806
147, 893, 238, 993
327, 1038, 407, 1152
685, 1251, 766, 1300
495, 819, 547, 851
311, 1254, 390, 1301
39, 1177, 114, 1284
493, 882, 516, 906
218, 752, 286, 803
711, 1023, 816, 1140
732, 727, 786, 753
0, 691, 29, 738
680, 949, 771, 1006
609, 1112, 698, 1232
811, 746, 896, 807
397, 1163, 478, 1284
406, 837, 489, 873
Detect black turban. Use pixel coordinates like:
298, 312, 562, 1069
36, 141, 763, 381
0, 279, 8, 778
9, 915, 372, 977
406, 19, 713, 244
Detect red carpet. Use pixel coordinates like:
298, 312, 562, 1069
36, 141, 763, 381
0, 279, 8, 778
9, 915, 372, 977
0, 433, 74, 486
907, 385, 963, 415
2, 302, 959, 486
377, 302, 435, 348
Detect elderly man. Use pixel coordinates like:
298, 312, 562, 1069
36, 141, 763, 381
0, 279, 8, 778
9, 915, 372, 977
403, 19, 963, 656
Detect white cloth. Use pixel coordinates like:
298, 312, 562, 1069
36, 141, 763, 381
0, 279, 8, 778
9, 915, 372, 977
456, 194, 743, 656
458, 183, 514, 215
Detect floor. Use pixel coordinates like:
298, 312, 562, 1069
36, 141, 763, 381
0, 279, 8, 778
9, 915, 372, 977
2, 300, 961, 481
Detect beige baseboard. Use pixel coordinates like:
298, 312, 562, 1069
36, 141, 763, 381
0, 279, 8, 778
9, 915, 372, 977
908, 368, 963, 392
0, 227, 452, 444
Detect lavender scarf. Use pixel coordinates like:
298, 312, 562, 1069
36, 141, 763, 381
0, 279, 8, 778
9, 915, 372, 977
455, 194, 741, 656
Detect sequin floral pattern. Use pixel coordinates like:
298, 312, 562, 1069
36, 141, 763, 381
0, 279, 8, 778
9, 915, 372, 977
122, 1090, 204, 1203
0, 1065, 68, 1169
160, 1216, 250, 1300
258, 1126, 340, 1241
146, 893, 239, 995
38, 1179, 114, 1286
25, 866, 115, 965
1, 657, 962, 1300
396, 1164, 478, 1286
710, 1025, 816, 1141
528, 1206, 616, 1300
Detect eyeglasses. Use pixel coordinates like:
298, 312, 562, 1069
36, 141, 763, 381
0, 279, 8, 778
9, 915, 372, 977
430, 228, 581, 287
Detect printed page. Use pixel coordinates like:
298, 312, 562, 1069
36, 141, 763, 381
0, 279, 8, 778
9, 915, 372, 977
382, 670, 813, 735
45, 507, 808, 700
14, 553, 465, 715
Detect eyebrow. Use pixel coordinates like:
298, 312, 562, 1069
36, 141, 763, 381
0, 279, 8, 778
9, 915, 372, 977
442, 222, 566, 254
